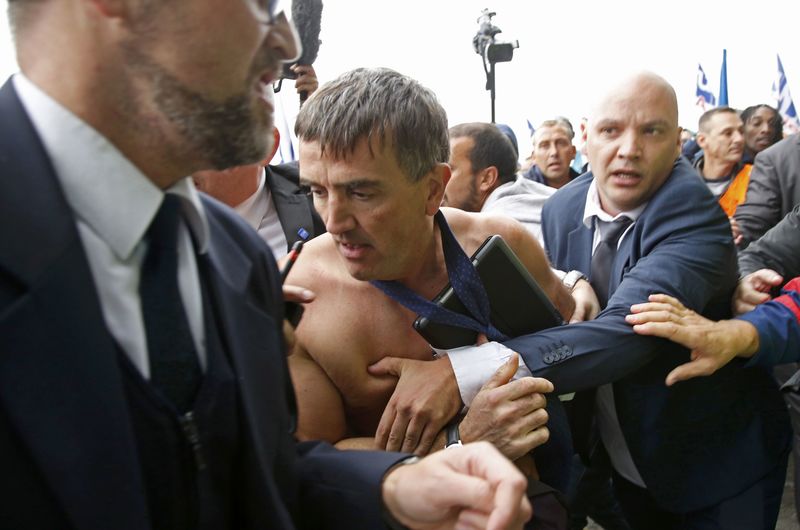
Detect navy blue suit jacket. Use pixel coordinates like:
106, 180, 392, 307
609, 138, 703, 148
505, 160, 790, 512
0, 79, 402, 530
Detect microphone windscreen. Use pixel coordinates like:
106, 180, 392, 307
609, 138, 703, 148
292, 0, 323, 66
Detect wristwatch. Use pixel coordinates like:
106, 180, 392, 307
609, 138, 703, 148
445, 419, 463, 449
562, 270, 588, 292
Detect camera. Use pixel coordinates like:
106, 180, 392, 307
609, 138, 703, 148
472, 9, 518, 64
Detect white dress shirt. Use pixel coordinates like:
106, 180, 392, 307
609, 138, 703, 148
13, 73, 209, 378
448, 178, 649, 487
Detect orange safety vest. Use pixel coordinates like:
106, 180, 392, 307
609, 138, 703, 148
718, 164, 752, 217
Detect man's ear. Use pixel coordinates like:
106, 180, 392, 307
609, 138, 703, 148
264, 127, 281, 165
477, 166, 499, 194
425, 163, 449, 215
695, 132, 707, 150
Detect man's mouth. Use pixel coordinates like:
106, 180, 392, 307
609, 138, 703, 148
609, 170, 642, 186
336, 240, 371, 260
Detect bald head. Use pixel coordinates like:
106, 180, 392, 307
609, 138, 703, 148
586, 72, 681, 216
590, 72, 679, 129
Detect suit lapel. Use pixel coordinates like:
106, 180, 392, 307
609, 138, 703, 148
0, 80, 148, 530
566, 223, 593, 275
265, 165, 315, 250
200, 204, 296, 471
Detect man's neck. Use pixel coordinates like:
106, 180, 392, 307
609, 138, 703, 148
394, 222, 449, 299
701, 157, 736, 181
547, 173, 571, 189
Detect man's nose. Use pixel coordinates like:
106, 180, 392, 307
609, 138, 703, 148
617, 131, 642, 159
323, 196, 355, 235
269, 12, 301, 64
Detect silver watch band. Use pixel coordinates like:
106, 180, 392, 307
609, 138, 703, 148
562, 270, 588, 292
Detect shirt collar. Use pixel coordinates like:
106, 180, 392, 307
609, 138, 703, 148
234, 167, 270, 231
13, 73, 209, 259
582, 177, 647, 228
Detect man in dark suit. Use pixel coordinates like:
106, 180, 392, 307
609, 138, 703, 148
194, 127, 325, 258
735, 133, 800, 249
378, 72, 791, 529
0, 0, 532, 529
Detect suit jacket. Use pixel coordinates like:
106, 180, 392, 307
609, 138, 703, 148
266, 162, 325, 251
0, 79, 403, 530
734, 133, 800, 248
504, 159, 791, 513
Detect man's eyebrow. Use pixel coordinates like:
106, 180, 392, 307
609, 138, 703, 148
593, 118, 620, 128
642, 119, 671, 129
298, 177, 384, 189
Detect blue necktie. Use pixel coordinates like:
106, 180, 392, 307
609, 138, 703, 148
371, 210, 508, 342
140, 194, 202, 412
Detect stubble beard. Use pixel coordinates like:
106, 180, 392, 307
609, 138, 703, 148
120, 44, 273, 172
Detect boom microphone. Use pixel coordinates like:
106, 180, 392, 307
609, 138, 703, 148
283, 0, 323, 103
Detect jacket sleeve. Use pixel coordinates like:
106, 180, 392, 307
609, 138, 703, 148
740, 277, 800, 367
294, 442, 408, 530
506, 181, 737, 394
738, 204, 800, 279
734, 147, 783, 248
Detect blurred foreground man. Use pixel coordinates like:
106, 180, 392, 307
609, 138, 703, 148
0, 1, 532, 529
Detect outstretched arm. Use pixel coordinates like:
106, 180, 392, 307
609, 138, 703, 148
626, 278, 800, 385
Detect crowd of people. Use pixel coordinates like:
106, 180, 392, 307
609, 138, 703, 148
2, 1, 799, 529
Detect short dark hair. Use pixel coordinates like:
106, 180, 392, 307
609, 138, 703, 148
741, 104, 783, 146
295, 67, 449, 183
449, 122, 518, 186
698, 107, 739, 133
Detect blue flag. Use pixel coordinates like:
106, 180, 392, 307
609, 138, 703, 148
773, 54, 800, 134
718, 49, 729, 106
696, 63, 716, 109
526, 119, 535, 137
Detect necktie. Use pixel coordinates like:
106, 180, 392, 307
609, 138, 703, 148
139, 194, 201, 412
371, 211, 508, 342
590, 217, 633, 307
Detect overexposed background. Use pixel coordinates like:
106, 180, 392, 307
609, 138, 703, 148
2, 0, 798, 158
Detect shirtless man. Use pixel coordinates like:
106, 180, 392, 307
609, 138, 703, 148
285, 68, 576, 462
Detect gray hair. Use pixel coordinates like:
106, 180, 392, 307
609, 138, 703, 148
536, 117, 575, 140
295, 67, 449, 182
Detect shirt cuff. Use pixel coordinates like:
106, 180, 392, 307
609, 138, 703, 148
440, 342, 532, 407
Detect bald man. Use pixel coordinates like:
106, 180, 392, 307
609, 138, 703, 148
381, 72, 791, 528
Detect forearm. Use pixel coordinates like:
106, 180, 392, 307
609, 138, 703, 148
335, 437, 379, 451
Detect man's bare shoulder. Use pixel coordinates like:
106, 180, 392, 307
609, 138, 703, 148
441, 207, 530, 255
284, 233, 362, 291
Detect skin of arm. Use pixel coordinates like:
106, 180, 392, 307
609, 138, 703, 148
567, 278, 601, 323
321, 354, 553, 462
626, 294, 760, 386
627, 276, 800, 385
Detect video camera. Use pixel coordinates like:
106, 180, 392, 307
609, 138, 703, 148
472, 9, 518, 64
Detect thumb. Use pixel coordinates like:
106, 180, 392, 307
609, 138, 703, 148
665, 355, 712, 386
754, 269, 783, 288
481, 353, 519, 391
368, 356, 403, 377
